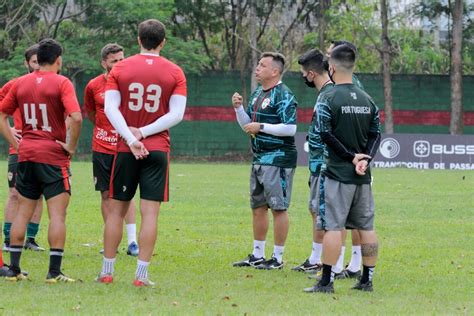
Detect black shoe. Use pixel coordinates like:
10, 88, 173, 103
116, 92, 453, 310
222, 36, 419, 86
309, 269, 347, 280
255, 257, 283, 270
342, 268, 361, 279
4, 267, 28, 281
352, 280, 373, 292
232, 254, 265, 267
304, 281, 334, 294
24, 238, 45, 251
292, 259, 322, 273
0, 265, 8, 277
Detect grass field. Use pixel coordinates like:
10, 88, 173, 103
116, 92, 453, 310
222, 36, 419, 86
0, 161, 472, 315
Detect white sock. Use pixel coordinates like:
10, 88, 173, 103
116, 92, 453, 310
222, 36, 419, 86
136, 259, 150, 280
252, 240, 265, 259
126, 224, 137, 246
272, 245, 285, 263
308, 242, 322, 265
334, 246, 345, 273
101, 256, 116, 275
347, 245, 362, 272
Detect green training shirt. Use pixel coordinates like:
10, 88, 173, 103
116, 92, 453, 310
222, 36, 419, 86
246, 82, 298, 168
308, 83, 334, 176
318, 83, 380, 184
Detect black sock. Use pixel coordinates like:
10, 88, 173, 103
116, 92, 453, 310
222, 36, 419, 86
361, 265, 375, 283
320, 264, 333, 286
9, 245, 23, 274
49, 248, 64, 277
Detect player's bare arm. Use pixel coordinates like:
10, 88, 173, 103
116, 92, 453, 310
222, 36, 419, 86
57, 111, 83, 156
0, 113, 19, 150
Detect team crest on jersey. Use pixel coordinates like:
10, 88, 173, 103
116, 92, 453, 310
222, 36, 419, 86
99, 93, 105, 100
261, 98, 271, 109
36, 78, 43, 84
7, 172, 13, 182
145, 59, 153, 65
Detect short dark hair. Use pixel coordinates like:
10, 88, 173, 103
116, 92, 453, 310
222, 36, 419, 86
24, 44, 39, 62
101, 43, 124, 60
260, 52, 285, 73
37, 38, 62, 66
138, 19, 166, 50
298, 49, 326, 74
331, 40, 357, 55
330, 44, 356, 70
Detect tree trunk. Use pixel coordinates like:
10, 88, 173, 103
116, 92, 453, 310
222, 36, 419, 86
318, 0, 328, 50
449, 0, 463, 135
249, 0, 258, 91
380, 0, 394, 134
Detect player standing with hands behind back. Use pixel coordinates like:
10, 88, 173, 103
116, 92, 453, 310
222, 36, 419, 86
97, 19, 187, 287
304, 44, 381, 294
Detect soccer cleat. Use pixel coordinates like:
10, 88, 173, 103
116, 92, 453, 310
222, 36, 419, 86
45, 272, 76, 284
0, 265, 8, 277
304, 281, 335, 294
24, 238, 45, 251
232, 254, 265, 267
292, 259, 322, 273
95, 273, 113, 284
4, 268, 28, 282
133, 278, 155, 287
126, 242, 139, 257
341, 268, 361, 279
255, 257, 284, 270
351, 280, 373, 292
2, 242, 10, 252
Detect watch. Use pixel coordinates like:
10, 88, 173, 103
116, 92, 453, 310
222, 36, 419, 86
260, 124, 264, 131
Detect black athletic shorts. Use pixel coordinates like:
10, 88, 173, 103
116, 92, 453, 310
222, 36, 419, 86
92, 151, 114, 192
16, 161, 71, 200
7, 154, 18, 188
110, 150, 169, 202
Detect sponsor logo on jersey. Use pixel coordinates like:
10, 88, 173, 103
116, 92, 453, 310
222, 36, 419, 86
261, 98, 270, 109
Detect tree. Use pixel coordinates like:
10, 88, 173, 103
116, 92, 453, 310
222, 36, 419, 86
380, 0, 394, 134
450, 0, 463, 134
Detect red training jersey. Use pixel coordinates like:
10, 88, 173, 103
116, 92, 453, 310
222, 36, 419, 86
0, 79, 22, 155
105, 54, 187, 153
84, 74, 118, 154
0, 70, 81, 167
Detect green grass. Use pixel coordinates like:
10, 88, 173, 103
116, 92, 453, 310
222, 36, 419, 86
0, 162, 473, 315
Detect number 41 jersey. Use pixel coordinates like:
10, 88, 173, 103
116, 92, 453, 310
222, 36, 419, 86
106, 54, 187, 153
0, 71, 81, 167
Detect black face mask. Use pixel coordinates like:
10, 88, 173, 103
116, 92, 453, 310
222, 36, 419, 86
303, 75, 315, 88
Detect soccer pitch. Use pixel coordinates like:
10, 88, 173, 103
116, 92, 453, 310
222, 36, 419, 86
0, 161, 472, 314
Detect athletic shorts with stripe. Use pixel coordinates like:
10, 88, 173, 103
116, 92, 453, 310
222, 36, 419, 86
250, 164, 295, 210
7, 154, 18, 188
316, 176, 375, 231
308, 174, 320, 215
15, 161, 71, 200
92, 151, 114, 192
110, 150, 169, 202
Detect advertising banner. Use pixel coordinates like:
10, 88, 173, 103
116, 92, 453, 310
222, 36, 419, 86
295, 133, 474, 170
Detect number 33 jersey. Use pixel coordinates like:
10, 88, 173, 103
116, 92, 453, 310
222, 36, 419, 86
0, 70, 81, 167
106, 54, 187, 153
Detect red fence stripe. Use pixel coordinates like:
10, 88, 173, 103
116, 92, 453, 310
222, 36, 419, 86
183, 106, 474, 126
